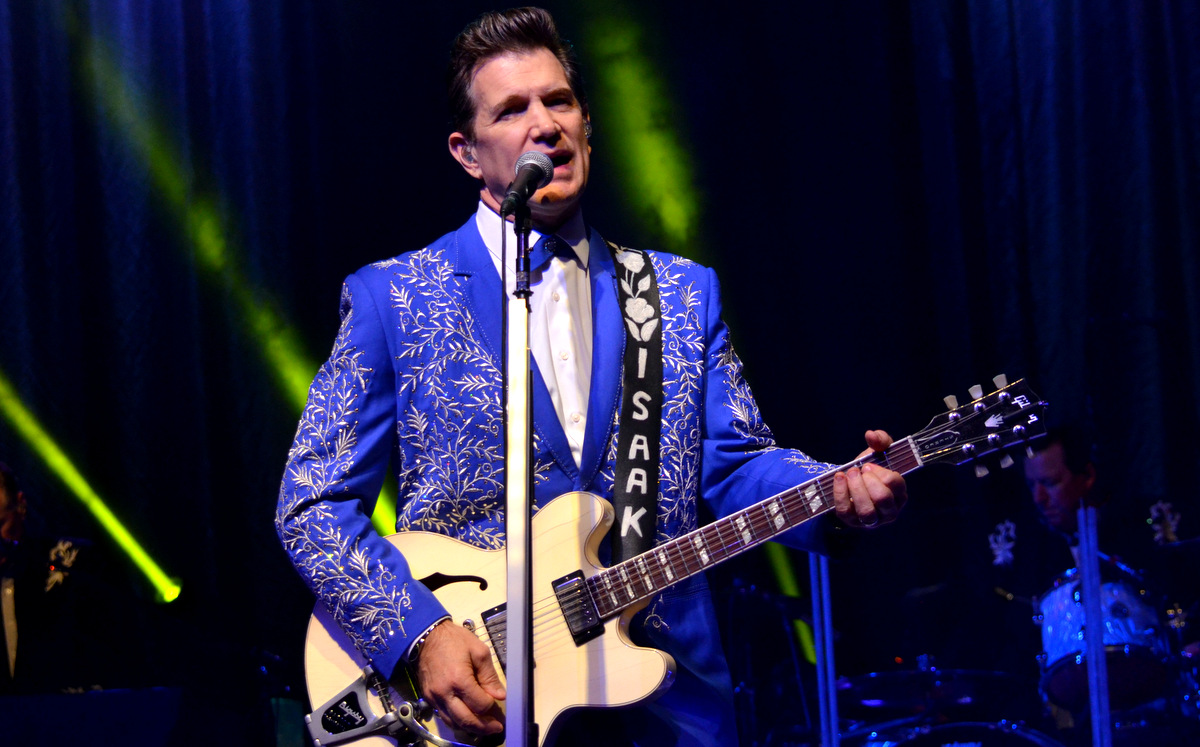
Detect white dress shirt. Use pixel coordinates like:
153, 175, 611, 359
475, 202, 593, 468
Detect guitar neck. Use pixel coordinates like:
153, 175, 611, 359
587, 438, 923, 619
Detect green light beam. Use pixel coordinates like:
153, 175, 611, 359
71, 17, 398, 529
765, 543, 818, 665
584, 12, 705, 261
583, 8, 815, 657
0, 368, 182, 603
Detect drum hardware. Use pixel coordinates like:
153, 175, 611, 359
1035, 566, 1172, 713
836, 668, 1032, 726
1166, 602, 1188, 632
847, 721, 1066, 746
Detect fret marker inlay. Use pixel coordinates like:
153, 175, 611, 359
768, 499, 786, 530
636, 558, 654, 590
657, 550, 674, 581
619, 567, 635, 600
735, 514, 752, 545
805, 484, 821, 513
603, 574, 618, 606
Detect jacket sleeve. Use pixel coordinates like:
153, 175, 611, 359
275, 272, 450, 680
696, 266, 840, 551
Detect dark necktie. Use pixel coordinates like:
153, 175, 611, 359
529, 234, 575, 268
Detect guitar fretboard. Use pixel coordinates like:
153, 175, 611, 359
586, 438, 921, 619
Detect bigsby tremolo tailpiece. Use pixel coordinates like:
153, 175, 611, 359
305, 665, 472, 747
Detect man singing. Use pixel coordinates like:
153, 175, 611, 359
277, 8, 906, 745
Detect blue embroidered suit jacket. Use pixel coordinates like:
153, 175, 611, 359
277, 216, 835, 745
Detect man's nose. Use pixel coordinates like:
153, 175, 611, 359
1032, 486, 1049, 506
528, 103, 559, 141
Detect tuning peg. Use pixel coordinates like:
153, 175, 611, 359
993, 374, 1008, 389
1025, 446, 1035, 459
999, 454, 1014, 469
975, 463, 990, 478
944, 394, 959, 410
968, 384, 984, 400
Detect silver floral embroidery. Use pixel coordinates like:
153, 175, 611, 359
989, 520, 1017, 566
45, 540, 77, 592
1149, 501, 1180, 544
716, 340, 775, 448
637, 253, 831, 631
386, 248, 550, 549
714, 315, 830, 475
278, 285, 413, 658
656, 255, 706, 541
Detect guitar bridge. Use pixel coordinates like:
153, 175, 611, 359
553, 571, 603, 646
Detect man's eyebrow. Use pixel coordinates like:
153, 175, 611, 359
543, 85, 575, 100
487, 86, 576, 117
490, 94, 527, 115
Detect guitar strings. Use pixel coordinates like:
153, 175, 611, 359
458, 405, 1015, 659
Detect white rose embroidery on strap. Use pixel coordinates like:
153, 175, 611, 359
617, 250, 659, 342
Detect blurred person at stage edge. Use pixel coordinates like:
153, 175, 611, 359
0, 461, 107, 695
276, 7, 909, 746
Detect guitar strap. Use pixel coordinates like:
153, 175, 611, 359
607, 242, 662, 563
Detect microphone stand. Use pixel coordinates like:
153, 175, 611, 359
1077, 503, 1112, 747
501, 200, 537, 747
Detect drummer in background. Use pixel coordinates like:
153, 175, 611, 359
1023, 427, 1097, 540
1022, 426, 1193, 580
1022, 428, 1200, 742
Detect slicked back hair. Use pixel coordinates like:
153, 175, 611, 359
448, 7, 587, 140
1031, 425, 1096, 476
0, 462, 17, 503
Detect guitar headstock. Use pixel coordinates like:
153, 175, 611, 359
913, 375, 1047, 474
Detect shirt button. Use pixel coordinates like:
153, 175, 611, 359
552, 292, 561, 302
559, 350, 569, 360
571, 412, 582, 423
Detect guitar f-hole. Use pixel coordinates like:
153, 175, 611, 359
417, 572, 488, 593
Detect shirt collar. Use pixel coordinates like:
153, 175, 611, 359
475, 201, 590, 271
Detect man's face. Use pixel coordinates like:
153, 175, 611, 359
449, 48, 591, 230
1024, 442, 1094, 533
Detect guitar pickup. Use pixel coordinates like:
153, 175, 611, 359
553, 571, 603, 646
481, 603, 508, 671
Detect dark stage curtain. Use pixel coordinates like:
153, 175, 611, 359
1, 0, 1198, 742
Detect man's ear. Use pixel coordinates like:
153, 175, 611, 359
1081, 462, 1097, 493
449, 132, 482, 179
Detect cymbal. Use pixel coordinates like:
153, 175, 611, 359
1161, 536, 1200, 552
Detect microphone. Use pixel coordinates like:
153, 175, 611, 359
500, 151, 554, 215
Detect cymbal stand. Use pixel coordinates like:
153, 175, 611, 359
810, 551, 839, 747
1078, 504, 1112, 747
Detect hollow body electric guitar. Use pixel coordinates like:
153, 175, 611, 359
304, 377, 1047, 747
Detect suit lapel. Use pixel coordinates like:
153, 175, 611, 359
579, 227, 623, 489
451, 217, 578, 480
451, 218, 503, 365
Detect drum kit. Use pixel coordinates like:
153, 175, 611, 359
838, 557, 1200, 746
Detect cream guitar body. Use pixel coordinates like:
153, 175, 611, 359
304, 491, 675, 747
303, 379, 1047, 746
